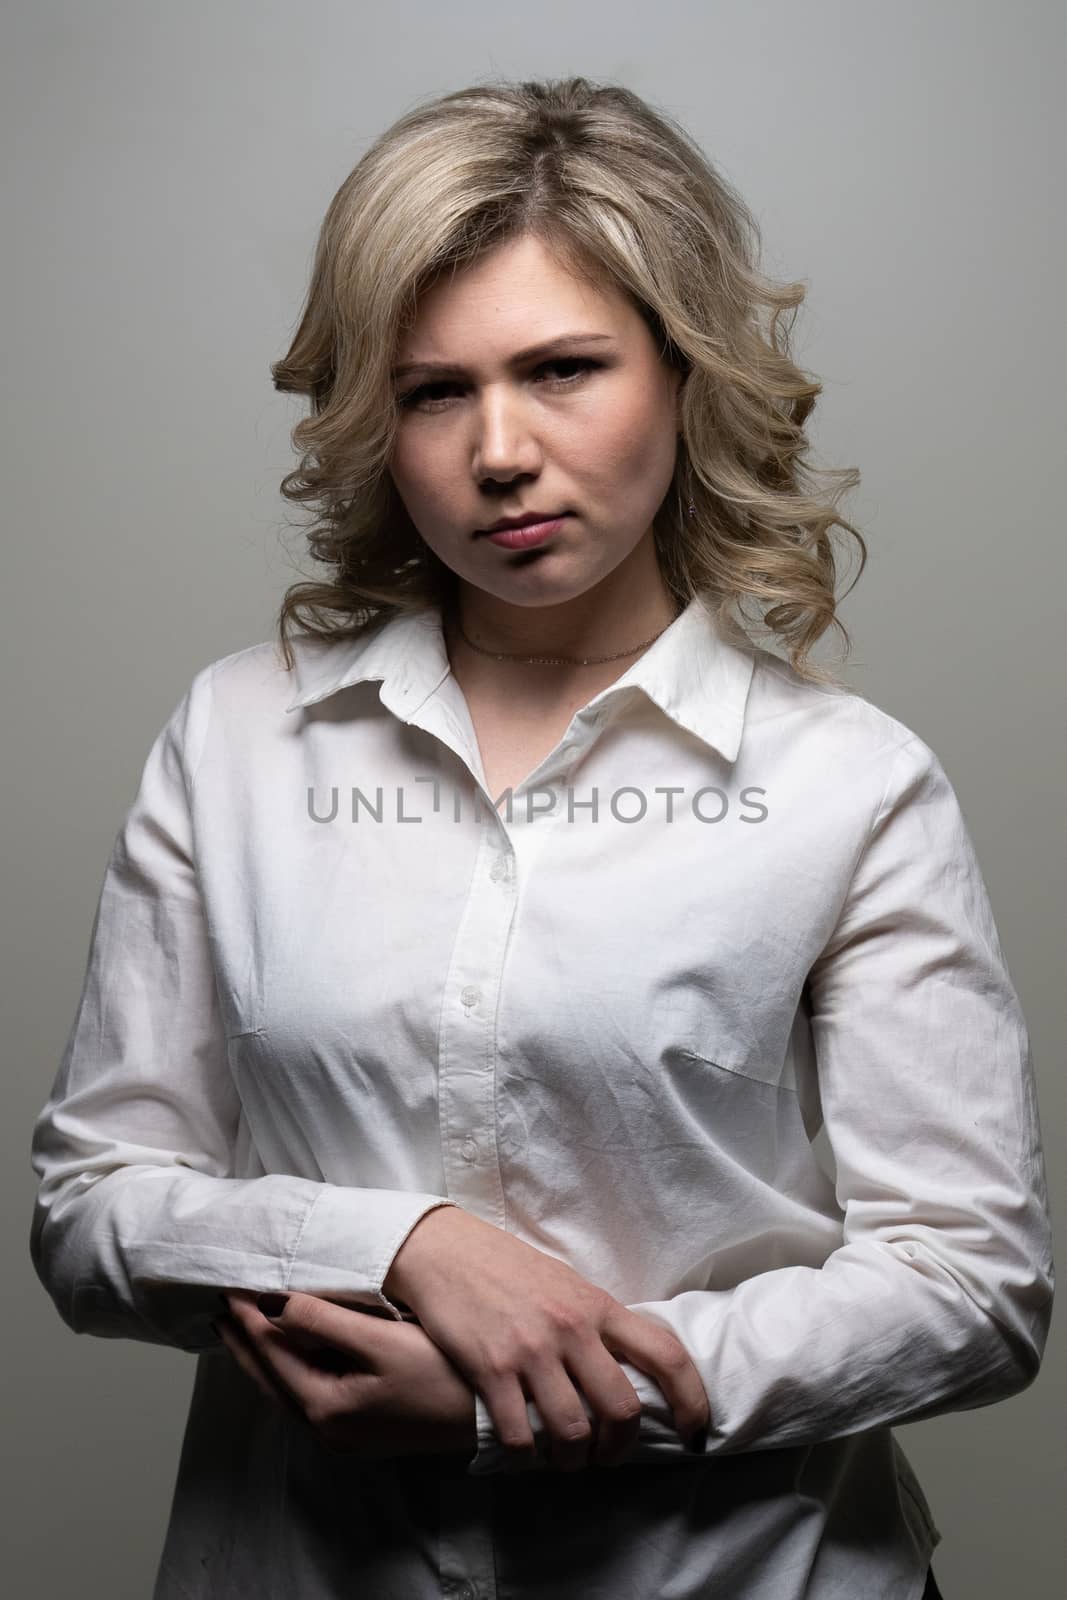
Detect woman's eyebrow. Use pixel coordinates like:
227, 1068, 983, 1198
391, 331, 617, 382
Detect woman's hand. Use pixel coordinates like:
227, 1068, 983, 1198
216, 1289, 478, 1464
382, 1206, 710, 1472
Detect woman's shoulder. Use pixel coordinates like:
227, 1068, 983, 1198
160, 634, 358, 774
745, 641, 936, 774
183, 632, 352, 716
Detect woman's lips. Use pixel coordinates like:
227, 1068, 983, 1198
483, 516, 570, 549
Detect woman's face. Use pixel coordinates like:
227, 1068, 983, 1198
386, 232, 683, 612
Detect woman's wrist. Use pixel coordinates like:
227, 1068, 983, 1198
383, 1205, 452, 1303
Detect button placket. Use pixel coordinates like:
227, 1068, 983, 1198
437, 1470, 495, 1599
437, 836, 517, 1225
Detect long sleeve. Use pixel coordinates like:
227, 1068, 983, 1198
630, 735, 1052, 1454
28, 668, 456, 1354
468, 735, 1054, 1471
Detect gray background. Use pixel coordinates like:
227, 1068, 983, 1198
3, 2, 1062, 1594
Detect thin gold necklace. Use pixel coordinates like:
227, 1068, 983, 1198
454, 607, 681, 666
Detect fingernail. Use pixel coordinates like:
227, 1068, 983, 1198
257, 1292, 289, 1318
686, 1428, 707, 1455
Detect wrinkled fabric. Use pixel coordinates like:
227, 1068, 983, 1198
29, 594, 1052, 1599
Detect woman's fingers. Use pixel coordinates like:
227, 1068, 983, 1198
213, 1316, 294, 1409
483, 1373, 542, 1465
220, 1297, 342, 1426
521, 1354, 596, 1471
224, 1289, 380, 1371
561, 1342, 645, 1466
221, 1292, 395, 1445
216, 1295, 477, 1462
476, 1370, 541, 1469
602, 1305, 710, 1444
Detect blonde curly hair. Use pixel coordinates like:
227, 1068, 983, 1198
271, 75, 866, 686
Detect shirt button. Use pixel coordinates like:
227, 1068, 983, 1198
489, 856, 507, 882
460, 1137, 477, 1163
459, 985, 481, 1006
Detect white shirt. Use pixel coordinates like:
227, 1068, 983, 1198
29, 593, 1053, 1600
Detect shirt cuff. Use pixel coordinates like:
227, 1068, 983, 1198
290, 1188, 457, 1318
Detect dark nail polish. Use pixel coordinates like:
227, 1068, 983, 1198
686, 1427, 707, 1455
257, 1292, 289, 1318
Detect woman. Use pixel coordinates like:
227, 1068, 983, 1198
29, 76, 1052, 1600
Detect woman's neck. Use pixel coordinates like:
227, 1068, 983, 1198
444, 589, 681, 668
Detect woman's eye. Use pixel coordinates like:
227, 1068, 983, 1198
397, 357, 600, 411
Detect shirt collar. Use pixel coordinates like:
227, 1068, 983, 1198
283, 592, 756, 763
